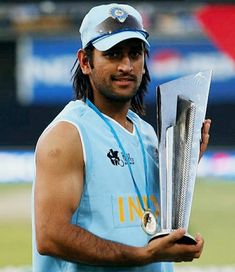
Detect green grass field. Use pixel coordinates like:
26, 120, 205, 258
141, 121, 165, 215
0, 183, 32, 267
0, 179, 235, 267
187, 178, 235, 266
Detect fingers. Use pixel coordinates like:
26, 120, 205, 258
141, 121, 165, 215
201, 119, 211, 142
194, 233, 204, 258
199, 119, 211, 160
166, 228, 186, 244
195, 232, 203, 243
146, 230, 204, 263
167, 230, 204, 260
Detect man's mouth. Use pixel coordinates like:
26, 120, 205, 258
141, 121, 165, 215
111, 75, 136, 82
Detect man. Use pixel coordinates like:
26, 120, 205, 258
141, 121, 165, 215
33, 3, 210, 272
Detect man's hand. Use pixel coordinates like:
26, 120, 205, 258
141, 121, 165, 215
145, 228, 204, 263
199, 119, 211, 161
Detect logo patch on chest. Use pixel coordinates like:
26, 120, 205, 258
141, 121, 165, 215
107, 149, 134, 167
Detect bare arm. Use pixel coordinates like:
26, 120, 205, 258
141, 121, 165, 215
35, 121, 144, 265
35, 121, 203, 266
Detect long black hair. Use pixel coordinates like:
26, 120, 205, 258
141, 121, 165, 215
71, 44, 150, 115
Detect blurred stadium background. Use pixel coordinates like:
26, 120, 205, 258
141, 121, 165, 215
0, 0, 235, 271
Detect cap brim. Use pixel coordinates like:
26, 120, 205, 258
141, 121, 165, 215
92, 31, 150, 51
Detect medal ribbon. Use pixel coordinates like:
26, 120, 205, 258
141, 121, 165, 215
86, 99, 151, 211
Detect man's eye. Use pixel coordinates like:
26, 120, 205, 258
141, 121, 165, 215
130, 51, 142, 58
104, 51, 121, 58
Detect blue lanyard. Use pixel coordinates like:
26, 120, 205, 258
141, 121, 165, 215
86, 99, 151, 211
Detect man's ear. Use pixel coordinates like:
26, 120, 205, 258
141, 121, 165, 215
77, 49, 91, 74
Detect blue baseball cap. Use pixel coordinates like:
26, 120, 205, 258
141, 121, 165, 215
79, 3, 149, 51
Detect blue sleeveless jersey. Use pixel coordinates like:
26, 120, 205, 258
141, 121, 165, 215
32, 100, 174, 272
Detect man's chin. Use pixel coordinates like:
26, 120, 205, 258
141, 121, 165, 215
105, 93, 136, 103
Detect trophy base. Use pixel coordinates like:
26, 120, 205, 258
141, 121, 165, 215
149, 231, 197, 245
148, 230, 170, 243
177, 232, 197, 245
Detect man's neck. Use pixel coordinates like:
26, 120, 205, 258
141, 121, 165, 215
92, 98, 133, 132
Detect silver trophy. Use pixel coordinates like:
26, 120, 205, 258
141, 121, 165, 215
150, 70, 212, 244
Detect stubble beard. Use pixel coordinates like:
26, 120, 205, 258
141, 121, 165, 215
92, 75, 142, 103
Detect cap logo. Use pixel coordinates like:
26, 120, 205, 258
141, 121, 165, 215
110, 7, 128, 23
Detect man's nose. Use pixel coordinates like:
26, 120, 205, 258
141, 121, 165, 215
117, 56, 133, 73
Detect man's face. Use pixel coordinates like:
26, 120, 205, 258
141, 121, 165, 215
88, 39, 145, 103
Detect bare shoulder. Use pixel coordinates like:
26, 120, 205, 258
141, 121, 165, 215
35, 121, 84, 214
36, 121, 84, 167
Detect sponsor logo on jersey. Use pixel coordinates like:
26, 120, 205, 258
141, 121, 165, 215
107, 149, 134, 167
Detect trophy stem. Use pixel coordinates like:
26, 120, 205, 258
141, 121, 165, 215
172, 98, 196, 230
